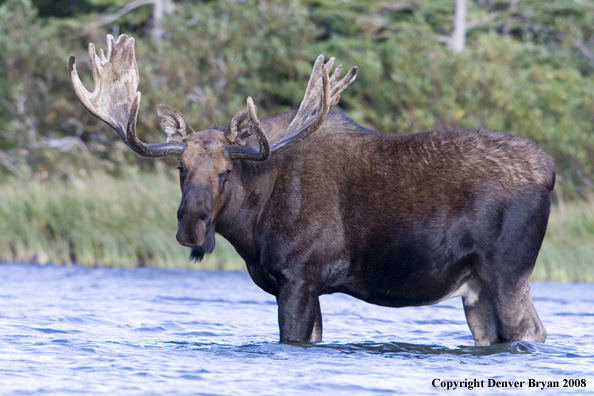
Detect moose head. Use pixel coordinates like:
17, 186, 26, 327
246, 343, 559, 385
68, 34, 357, 260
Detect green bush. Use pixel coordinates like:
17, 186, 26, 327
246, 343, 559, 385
1, 0, 593, 195
1, 0, 593, 274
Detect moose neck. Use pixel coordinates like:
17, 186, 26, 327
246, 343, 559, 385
213, 109, 301, 263
214, 158, 279, 263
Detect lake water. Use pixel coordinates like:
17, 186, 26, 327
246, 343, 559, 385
0, 263, 592, 395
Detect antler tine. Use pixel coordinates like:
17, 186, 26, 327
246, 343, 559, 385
329, 64, 357, 107
246, 97, 271, 160
68, 34, 185, 158
268, 55, 357, 156
224, 55, 357, 162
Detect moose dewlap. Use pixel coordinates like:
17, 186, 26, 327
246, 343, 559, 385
69, 35, 554, 345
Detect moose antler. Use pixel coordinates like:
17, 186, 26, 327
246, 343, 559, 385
224, 55, 357, 161
68, 34, 186, 158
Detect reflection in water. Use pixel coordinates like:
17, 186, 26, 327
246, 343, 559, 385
0, 263, 592, 395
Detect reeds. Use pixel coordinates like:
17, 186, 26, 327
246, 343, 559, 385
532, 197, 594, 282
1, 171, 592, 281
0, 168, 243, 270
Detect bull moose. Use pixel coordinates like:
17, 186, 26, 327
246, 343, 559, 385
69, 35, 554, 346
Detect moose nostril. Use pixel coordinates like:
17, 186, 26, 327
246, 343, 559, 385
178, 184, 211, 224
191, 202, 209, 221
177, 202, 208, 223
176, 219, 206, 248
197, 208, 208, 221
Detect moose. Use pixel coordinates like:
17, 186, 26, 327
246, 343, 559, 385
69, 35, 554, 346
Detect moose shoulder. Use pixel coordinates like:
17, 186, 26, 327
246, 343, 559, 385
69, 35, 554, 346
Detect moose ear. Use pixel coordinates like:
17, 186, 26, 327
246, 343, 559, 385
225, 106, 254, 146
157, 104, 194, 143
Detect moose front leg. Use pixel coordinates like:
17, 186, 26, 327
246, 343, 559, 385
277, 282, 322, 342
310, 303, 322, 342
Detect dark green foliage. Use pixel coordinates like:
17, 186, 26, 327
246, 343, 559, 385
1, 0, 594, 196
32, 0, 94, 17
1, 0, 593, 273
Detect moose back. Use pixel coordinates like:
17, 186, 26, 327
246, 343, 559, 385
69, 35, 554, 345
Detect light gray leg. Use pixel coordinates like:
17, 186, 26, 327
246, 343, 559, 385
462, 277, 508, 346
309, 304, 322, 342
490, 281, 547, 343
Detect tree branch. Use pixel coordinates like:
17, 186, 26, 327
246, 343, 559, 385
89, 0, 173, 40
450, 0, 466, 52
90, 0, 155, 29
573, 38, 594, 63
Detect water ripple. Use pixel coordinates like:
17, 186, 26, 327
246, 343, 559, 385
0, 263, 593, 396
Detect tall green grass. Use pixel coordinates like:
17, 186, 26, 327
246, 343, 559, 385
0, 167, 243, 270
533, 199, 594, 282
1, 170, 592, 281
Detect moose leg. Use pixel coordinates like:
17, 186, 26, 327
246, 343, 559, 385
474, 256, 546, 343
310, 302, 323, 342
488, 280, 546, 343
473, 194, 549, 343
462, 277, 509, 346
277, 282, 322, 342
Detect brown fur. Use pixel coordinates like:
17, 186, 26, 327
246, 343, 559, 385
174, 109, 553, 344
69, 36, 553, 344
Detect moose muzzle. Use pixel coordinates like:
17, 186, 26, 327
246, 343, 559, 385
176, 185, 211, 248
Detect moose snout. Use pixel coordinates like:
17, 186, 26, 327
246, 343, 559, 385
176, 219, 207, 247
176, 186, 211, 247
177, 201, 208, 223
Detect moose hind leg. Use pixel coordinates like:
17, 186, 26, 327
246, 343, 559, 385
490, 281, 546, 343
473, 192, 549, 343
462, 276, 509, 346
473, 252, 547, 343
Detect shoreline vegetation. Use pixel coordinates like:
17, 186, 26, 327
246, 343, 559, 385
1, 170, 593, 282
1, 1, 594, 282
0, 169, 244, 271
2, 0, 594, 200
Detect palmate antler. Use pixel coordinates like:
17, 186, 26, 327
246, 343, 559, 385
69, 35, 356, 161
68, 34, 185, 158
224, 55, 357, 161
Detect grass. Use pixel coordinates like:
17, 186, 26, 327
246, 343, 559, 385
0, 167, 244, 270
533, 198, 594, 282
1, 169, 593, 281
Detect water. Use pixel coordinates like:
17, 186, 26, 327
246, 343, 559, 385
0, 263, 592, 395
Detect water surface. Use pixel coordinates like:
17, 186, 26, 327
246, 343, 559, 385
0, 263, 592, 395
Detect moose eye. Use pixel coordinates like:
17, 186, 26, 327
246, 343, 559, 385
177, 165, 186, 191
219, 170, 231, 187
